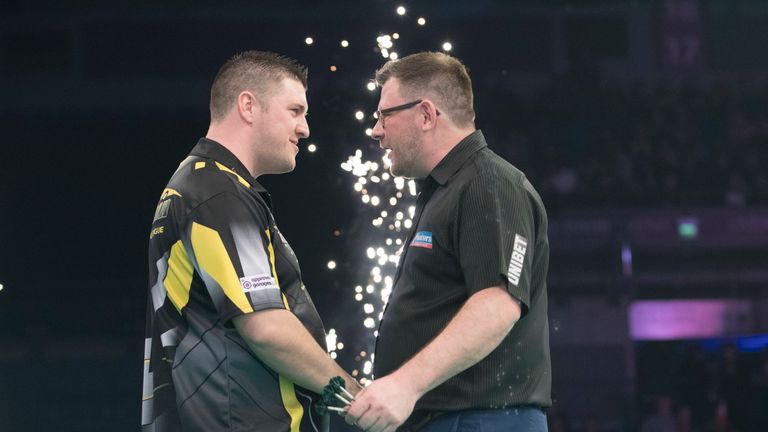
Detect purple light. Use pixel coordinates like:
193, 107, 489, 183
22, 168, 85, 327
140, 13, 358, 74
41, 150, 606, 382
621, 243, 633, 277
629, 300, 752, 340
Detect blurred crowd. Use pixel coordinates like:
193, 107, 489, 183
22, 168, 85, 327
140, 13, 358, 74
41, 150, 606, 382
545, 343, 768, 432
646, 343, 768, 432
484, 78, 768, 210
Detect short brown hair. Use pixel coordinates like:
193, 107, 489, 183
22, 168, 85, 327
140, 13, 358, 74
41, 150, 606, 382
375, 52, 475, 127
209, 51, 308, 121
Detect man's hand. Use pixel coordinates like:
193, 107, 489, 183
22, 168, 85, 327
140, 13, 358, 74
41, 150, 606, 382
343, 286, 520, 430
344, 374, 419, 432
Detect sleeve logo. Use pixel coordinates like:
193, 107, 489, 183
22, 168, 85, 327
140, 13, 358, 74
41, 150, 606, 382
507, 234, 528, 287
152, 188, 182, 223
240, 274, 279, 292
410, 231, 433, 249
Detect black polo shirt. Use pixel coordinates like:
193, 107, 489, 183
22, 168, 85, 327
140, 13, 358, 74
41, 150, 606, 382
141, 138, 326, 432
374, 130, 552, 415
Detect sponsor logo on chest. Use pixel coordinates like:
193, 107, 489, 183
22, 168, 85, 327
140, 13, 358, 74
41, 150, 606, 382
410, 231, 433, 249
507, 234, 528, 287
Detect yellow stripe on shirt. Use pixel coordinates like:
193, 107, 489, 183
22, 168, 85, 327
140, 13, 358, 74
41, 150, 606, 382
190, 222, 254, 314
160, 188, 182, 200
279, 376, 304, 432
164, 240, 194, 313
264, 228, 282, 289
265, 228, 303, 431
215, 161, 252, 188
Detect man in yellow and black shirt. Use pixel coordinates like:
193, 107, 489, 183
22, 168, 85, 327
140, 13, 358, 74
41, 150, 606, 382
142, 51, 358, 432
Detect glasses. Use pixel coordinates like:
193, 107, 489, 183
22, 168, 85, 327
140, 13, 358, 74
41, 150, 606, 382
375, 99, 439, 128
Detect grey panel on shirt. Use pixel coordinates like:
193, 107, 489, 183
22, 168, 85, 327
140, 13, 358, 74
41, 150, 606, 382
231, 222, 285, 308
151, 252, 170, 312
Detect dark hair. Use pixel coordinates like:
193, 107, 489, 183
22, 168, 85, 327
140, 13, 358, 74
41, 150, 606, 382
209, 51, 308, 121
375, 52, 475, 127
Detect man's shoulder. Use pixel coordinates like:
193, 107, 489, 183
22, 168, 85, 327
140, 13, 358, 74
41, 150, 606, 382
464, 148, 526, 187
163, 156, 253, 210
464, 149, 547, 210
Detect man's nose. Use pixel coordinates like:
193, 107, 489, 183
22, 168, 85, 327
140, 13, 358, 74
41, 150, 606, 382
297, 117, 310, 139
371, 118, 384, 140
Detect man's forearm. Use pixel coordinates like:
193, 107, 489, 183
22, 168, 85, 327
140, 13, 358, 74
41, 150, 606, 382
234, 309, 359, 395
394, 286, 521, 398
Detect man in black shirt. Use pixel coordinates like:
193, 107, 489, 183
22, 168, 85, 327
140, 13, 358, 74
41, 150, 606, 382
142, 51, 359, 432
345, 52, 551, 431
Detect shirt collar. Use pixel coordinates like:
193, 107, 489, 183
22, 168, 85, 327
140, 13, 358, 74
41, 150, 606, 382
189, 137, 267, 193
428, 130, 487, 185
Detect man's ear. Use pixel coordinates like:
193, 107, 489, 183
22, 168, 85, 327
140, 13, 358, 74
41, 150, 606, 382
237, 91, 258, 123
419, 100, 439, 131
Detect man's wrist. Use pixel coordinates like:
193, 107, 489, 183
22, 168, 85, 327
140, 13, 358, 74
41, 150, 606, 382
346, 377, 364, 396
392, 364, 428, 400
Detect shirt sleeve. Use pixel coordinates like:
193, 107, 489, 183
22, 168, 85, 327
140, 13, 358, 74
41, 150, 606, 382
182, 191, 287, 323
457, 173, 535, 315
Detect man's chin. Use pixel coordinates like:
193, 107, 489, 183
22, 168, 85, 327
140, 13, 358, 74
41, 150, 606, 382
268, 162, 296, 175
390, 166, 413, 179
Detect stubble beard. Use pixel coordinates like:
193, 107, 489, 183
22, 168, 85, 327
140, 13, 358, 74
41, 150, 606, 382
389, 131, 422, 179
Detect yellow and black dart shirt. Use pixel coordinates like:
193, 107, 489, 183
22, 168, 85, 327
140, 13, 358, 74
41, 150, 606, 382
141, 138, 326, 432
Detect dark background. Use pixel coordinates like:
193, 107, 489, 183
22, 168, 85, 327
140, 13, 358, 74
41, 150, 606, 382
1, 1, 768, 431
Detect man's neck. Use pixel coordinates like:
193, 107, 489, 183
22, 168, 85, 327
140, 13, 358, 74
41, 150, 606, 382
422, 127, 476, 176
205, 124, 258, 177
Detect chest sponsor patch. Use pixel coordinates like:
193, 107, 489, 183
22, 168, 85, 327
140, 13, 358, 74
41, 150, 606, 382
239, 274, 279, 293
507, 234, 528, 287
410, 231, 433, 249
